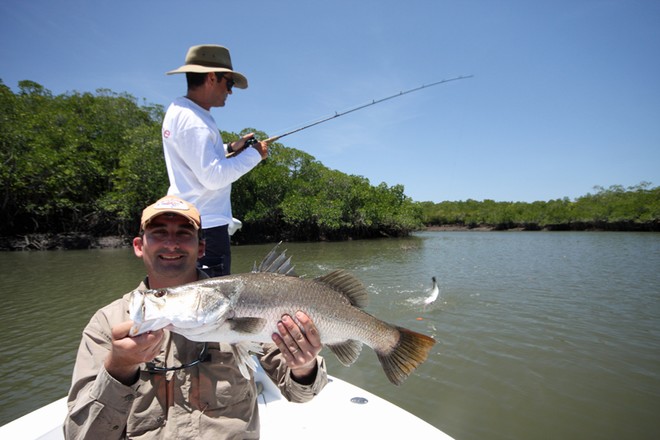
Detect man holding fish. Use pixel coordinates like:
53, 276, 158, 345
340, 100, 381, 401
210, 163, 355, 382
64, 196, 328, 439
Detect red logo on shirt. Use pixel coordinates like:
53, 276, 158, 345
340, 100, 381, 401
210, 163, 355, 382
163, 130, 171, 138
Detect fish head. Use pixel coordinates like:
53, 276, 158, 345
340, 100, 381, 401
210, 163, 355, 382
128, 282, 233, 337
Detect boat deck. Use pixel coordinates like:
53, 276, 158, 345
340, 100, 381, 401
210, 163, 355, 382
1, 366, 453, 439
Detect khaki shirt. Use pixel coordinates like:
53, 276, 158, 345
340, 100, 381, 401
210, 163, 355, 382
64, 272, 327, 439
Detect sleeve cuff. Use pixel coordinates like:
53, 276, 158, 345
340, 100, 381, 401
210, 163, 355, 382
285, 357, 328, 402
89, 365, 141, 411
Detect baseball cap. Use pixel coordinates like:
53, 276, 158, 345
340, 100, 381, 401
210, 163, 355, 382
140, 196, 201, 231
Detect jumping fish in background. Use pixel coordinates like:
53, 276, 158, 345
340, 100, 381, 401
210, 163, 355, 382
129, 245, 436, 385
423, 276, 440, 306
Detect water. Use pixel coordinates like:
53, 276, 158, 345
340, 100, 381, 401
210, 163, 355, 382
1, 231, 659, 439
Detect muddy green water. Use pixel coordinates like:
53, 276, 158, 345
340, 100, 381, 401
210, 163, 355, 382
1, 231, 659, 439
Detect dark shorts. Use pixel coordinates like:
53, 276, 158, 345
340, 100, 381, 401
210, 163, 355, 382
199, 225, 231, 277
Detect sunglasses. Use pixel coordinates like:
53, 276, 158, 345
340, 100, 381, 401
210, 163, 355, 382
143, 342, 210, 373
214, 73, 234, 92
223, 75, 235, 92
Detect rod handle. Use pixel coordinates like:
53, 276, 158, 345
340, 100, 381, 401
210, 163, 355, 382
226, 136, 279, 158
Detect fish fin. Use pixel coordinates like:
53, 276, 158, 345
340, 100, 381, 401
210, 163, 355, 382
255, 242, 298, 276
327, 340, 363, 366
231, 342, 264, 380
376, 327, 436, 386
315, 270, 369, 309
229, 317, 268, 334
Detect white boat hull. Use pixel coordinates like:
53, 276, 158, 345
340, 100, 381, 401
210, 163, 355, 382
1, 366, 453, 439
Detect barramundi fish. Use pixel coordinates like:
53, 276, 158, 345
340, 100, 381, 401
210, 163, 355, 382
424, 276, 440, 306
129, 245, 436, 385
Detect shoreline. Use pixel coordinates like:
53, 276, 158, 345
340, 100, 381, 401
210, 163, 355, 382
424, 225, 498, 232
1, 223, 657, 251
0, 233, 131, 251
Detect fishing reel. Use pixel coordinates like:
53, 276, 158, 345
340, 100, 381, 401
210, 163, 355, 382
244, 138, 258, 148
226, 137, 259, 158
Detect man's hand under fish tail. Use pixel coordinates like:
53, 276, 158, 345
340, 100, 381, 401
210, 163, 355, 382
272, 311, 322, 384
104, 321, 164, 385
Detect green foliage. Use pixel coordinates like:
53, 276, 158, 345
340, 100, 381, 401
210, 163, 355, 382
419, 182, 660, 231
0, 80, 164, 235
3, 80, 655, 240
99, 118, 168, 235
231, 134, 423, 242
0, 81, 422, 240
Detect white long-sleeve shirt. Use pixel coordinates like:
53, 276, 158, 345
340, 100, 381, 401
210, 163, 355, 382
162, 96, 262, 228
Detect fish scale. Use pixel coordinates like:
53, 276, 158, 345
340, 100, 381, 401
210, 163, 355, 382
230, 272, 398, 348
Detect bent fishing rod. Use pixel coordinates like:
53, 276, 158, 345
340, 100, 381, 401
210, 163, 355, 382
234, 74, 473, 152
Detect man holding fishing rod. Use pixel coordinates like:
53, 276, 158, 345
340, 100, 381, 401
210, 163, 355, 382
64, 196, 327, 439
160, 44, 470, 279
162, 44, 269, 277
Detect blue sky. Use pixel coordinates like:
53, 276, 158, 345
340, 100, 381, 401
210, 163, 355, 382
1, 0, 658, 203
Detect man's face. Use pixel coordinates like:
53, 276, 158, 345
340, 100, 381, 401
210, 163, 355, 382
210, 73, 232, 107
133, 213, 204, 285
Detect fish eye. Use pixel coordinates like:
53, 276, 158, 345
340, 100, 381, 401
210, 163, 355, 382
154, 289, 167, 298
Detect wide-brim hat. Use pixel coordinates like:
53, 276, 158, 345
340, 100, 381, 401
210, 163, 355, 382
166, 44, 248, 89
141, 195, 202, 231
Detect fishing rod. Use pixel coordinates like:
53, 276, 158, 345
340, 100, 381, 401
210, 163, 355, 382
234, 74, 473, 152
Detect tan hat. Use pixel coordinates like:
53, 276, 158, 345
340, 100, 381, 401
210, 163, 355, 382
166, 44, 248, 89
141, 196, 201, 231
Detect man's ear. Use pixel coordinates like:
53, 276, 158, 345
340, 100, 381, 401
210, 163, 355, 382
198, 239, 206, 259
133, 236, 144, 258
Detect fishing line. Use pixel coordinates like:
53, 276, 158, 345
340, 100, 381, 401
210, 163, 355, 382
237, 75, 473, 149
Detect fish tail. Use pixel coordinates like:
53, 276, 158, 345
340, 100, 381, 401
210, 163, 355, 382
376, 327, 436, 386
